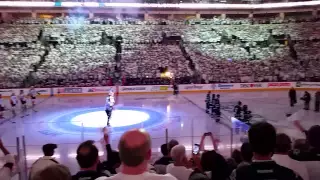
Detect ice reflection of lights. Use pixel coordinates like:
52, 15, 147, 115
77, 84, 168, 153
166, 105, 171, 113
26, 155, 61, 161
71, 110, 150, 128
26, 152, 104, 160
68, 151, 105, 158
184, 144, 242, 151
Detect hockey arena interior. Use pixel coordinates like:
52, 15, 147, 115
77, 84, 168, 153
0, 1, 320, 180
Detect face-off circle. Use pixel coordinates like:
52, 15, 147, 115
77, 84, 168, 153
46, 106, 165, 134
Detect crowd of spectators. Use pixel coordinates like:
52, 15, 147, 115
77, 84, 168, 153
1, 122, 320, 180
0, 43, 45, 88
122, 44, 191, 79
0, 16, 319, 88
35, 44, 116, 87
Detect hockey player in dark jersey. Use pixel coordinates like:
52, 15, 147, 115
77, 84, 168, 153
242, 105, 252, 122
172, 83, 179, 97
215, 94, 221, 122
289, 87, 297, 107
0, 94, 4, 119
234, 101, 242, 119
315, 90, 320, 112
210, 94, 216, 117
301, 91, 311, 110
205, 91, 211, 114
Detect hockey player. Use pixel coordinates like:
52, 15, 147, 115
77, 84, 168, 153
172, 82, 179, 97
315, 90, 320, 112
210, 94, 216, 118
205, 91, 211, 114
215, 94, 221, 122
0, 94, 4, 119
19, 90, 28, 118
234, 101, 242, 119
288, 87, 297, 107
10, 92, 17, 117
29, 86, 39, 111
301, 91, 311, 110
242, 105, 252, 122
105, 91, 115, 126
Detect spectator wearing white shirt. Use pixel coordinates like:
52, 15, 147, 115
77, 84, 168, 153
166, 145, 193, 180
96, 129, 176, 180
272, 133, 309, 180
0, 155, 15, 180
29, 143, 59, 180
33, 164, 72, 180
0, 139, 15, 180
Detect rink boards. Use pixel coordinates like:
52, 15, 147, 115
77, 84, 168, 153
0, 82, 319, 97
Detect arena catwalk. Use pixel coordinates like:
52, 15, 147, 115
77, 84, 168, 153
0, 91, 318, 174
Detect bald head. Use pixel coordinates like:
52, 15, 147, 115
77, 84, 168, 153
118, 129, 151, 167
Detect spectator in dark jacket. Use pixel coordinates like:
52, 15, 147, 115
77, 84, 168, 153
100, 130, 120, 175
154, 144, 174, 166
189, 150, 231, 180
72, 140, 110, 180
231, 149, 242, 166
231, 122, 302, 180
239, 142, 253, 167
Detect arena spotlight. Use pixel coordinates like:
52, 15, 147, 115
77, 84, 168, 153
160, 71, 173, 79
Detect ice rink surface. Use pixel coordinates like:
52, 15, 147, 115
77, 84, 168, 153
0, 90, 319, 174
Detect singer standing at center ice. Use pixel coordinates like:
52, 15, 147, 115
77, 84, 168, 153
105, 91, 115, 126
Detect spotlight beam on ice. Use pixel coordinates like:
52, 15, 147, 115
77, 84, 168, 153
71, 110, 150, 128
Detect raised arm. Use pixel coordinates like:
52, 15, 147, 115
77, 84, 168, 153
0, 139, 9, 155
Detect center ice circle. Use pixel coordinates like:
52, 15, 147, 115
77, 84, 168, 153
47, 106, 165, 134
71, 110, 150, 128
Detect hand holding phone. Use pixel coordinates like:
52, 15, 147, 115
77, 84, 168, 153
200, 132, 219, 151
205, 132, 212, 136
